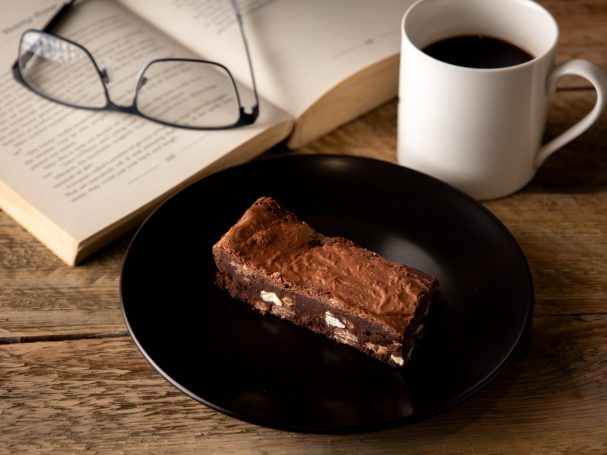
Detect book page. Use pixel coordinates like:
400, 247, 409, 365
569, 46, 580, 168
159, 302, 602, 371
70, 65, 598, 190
0, 0, 292, 261
116, 0, 413, 119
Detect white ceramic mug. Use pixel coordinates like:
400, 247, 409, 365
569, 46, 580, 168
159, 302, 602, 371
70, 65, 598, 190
397, 0, 607, 200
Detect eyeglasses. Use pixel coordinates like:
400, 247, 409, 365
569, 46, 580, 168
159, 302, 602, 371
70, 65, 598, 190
12, 0, 259, 130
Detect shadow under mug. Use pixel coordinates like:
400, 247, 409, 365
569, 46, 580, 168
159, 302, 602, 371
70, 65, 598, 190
397, 0, 607, 200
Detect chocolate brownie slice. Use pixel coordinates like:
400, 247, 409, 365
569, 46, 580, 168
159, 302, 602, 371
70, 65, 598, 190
212, 197, 439, 367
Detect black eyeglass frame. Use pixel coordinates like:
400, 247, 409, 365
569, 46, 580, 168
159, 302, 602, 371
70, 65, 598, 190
12, 0, 260, 130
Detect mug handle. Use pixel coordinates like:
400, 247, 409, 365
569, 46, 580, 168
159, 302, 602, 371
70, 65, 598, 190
535, 59, 607, 168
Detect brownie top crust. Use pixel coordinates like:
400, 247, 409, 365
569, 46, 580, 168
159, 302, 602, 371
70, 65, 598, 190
215, 197, 438, 332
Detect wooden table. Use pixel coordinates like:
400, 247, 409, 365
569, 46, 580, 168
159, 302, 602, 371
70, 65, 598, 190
1, 1, 606, 453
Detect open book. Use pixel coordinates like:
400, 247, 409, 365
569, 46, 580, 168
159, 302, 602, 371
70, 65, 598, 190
0, 0, 412, 265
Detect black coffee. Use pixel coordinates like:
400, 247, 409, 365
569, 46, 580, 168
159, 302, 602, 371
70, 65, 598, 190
422, 35, 534, 69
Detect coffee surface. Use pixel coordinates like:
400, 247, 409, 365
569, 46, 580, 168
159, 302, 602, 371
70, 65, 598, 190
422, 35, 534, 69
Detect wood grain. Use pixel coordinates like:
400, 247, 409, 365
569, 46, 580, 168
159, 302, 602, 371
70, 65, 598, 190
1, 0, 606, 453
549, 0, 607, 82
0, 224, 129, 342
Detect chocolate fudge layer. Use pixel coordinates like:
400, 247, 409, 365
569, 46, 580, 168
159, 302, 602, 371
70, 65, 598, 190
213, 197, 439, 367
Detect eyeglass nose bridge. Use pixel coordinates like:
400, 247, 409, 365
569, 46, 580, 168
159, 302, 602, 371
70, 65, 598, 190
105, 100, 139, 114
95, 61, 140, 114
93, 75, 137, 114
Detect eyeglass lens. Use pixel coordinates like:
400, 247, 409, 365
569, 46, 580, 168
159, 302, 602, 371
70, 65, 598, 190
19, 30, 106, 108
136, 60, 241, 128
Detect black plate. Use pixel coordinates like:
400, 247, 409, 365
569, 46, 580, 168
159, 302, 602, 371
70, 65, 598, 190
120, 154, 533, 433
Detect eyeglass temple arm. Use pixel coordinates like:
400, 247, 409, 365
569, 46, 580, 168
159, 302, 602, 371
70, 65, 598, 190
12, 0, 76, 73
231, 0, 259, 120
